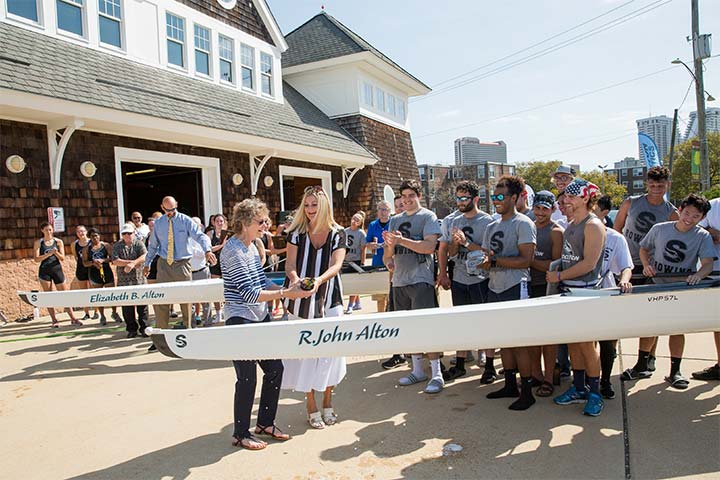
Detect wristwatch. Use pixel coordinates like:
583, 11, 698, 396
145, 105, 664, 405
490, 256, 497, 268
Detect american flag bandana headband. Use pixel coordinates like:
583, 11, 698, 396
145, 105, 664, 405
565, 179, 599, 198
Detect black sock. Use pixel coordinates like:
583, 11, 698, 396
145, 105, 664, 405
505, 369, 518, 390
670, 357, 682, 376
573, 369, 586, 392
485, 357, 495, 371
509, 377, 536, 411
456, 357, 465, 370
600, 341, 616, 382
587, 376, 600, 395
634, 350, 650, 371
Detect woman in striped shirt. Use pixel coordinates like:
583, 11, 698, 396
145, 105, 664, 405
220, 198, 310, 451
281, 185, 348, 430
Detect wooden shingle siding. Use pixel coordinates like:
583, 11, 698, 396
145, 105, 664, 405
336, 115, 420, 221
174, 0, 274, 46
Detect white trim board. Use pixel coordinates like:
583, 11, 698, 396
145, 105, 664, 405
114, 147, 222, 227
278, 165, 332, 214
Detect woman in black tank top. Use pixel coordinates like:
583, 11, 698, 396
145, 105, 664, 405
71, 225, 93, 320
83, 228, 117, 325
208, 214, 228, 323
34, 222, 82, 328
546, 179, 606, 417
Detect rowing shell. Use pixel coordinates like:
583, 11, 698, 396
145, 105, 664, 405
17, 267, 390, 308
147, 281, 720, 361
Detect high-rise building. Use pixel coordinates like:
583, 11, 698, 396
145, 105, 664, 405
454, 137, 507, 165
636, 115, 680, 163
684, 107, 720, 141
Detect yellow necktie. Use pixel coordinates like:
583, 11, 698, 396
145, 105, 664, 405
167, 216, 174, 265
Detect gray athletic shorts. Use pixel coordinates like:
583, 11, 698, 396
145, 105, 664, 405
392, 282, 437, 311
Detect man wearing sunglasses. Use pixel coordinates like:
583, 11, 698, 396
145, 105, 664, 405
383, 179, 443, 393
130, 211, 149, 241
551, 165, 575, 223
480, 176, 538, 410
441, 181, 494, 382
144, 196, 217, 346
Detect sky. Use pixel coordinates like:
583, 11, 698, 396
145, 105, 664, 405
267, 0, 719, 173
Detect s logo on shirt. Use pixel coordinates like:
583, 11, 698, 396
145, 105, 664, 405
398, 222, 412, 239
490, 231, 504, 253
662, 240, 687, 264
636, 212, 657, 235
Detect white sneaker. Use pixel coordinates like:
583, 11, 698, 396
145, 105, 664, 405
344, 307, 353, 315
477, 350, 487, 367
213, 312, 222, 324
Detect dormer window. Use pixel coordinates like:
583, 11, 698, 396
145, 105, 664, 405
98, 0, 122, 48
374, 88, 385, 112
362, 82, 373, 107
218, 35, 234, 83
386, 94, 396, 116
166, 12, 185, 68
240, 44, 254, 90
260, 52, 273, 96
397, 100, 406, 121
57, 0, 84, 37
7, 0, 41, 23
194, 24, 211, 76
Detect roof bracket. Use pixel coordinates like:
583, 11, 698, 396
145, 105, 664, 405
47, 118, 84, 189
342, 166, 363, 198
250, 152, 275, 196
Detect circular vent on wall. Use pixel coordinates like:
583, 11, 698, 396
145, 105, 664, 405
217, 0, 237, 10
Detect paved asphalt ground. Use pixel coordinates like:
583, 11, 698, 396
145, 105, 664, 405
1, 291, 718, 479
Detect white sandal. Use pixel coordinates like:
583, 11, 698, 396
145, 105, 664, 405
307, 411, 325, 429
322, 407, 338, 426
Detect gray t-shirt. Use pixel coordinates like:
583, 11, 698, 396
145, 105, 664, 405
639, 221, 717, 283
344, 227, 367, 263
389, 207, 442, 287
441, 211, 494, 285
623, 195, 678, 264
482, 213, 537, 293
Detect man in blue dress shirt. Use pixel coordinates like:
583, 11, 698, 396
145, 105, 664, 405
144, 197, 216, 348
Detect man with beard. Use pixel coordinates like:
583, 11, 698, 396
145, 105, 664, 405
480, 176, 537, 410
441, 181, 493, 381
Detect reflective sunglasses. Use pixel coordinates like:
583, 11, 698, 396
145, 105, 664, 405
455, 196, 473, 202
490, 194, 506, 202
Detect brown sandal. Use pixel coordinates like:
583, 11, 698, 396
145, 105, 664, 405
536, 381, 555, 397
255, 424, 290, 441
232, 434, 267, 450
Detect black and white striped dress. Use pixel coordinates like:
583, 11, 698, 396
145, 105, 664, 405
281, 227, 347, 393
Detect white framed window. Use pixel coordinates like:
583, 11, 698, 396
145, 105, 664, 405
240, 44, 254, 90
621, 169, 628, 177
386, 94, 396, 116
622, 181, 629, 188
56, 0, 84, 37
397, 99, 406, 121
218, 35, 234, 84
429, 168, 434, 180
489, 165, 496, 178
632, 167, 644, 177
260, 52, 273, 96
166, 12, 185, 68
98, 0, 122, 48
375, 87, 385, 112
7, 0, 42, 23
194, 24, 211, 76
633, 180, 644, 189
362, 82, 373, 107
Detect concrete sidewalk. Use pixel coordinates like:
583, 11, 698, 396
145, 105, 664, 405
1, 292, 718, 479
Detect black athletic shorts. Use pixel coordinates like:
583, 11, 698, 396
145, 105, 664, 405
486, 281, 529, 303
39, 264, 65, 285
75, 265, 89, 282
392, 283, 437, 311
529, 283, 547, 298
451, 279, 488, 306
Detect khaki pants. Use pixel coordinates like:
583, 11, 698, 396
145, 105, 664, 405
155, 258, 192, 329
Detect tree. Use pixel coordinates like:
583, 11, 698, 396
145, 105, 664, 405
670, 132, 720, 201
580, 170, 627, 208
515, 160, 562, 194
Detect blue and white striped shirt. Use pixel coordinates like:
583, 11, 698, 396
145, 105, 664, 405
220, 236, 274, 322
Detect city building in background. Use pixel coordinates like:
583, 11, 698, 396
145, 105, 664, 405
454, 137, 507, 165
684, 107, 720, 141
608, 157, 646, 197
636, 115, 680, 163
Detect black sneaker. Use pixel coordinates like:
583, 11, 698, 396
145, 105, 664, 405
691, 364, 720, 381
170, 311, 179, 318
480, 369, 497, 384
127, 331, 138, 339
139, 330, 149, 338
381, 355, 407, 370
647, 355, 656, 372
600, 380, 616, 399
148, 344, 157, 352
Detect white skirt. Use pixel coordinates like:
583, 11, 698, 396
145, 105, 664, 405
281, 305, 347, 392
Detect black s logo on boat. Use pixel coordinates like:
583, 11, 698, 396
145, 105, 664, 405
176, 334, 187, 348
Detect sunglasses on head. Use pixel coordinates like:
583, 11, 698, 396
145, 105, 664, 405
455, 195, 473, 202
304, 185, 325, 195
490, 194, 506, 202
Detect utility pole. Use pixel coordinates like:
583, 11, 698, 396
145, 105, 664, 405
691, 0, 709, 191
668, 108, 679, 201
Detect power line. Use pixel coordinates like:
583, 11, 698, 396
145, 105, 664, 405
512, 127, 637, 154
414, 0, 673, 103
414, 66, 675, 139
430, 0, 638, 89
534, 133, 635, 160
